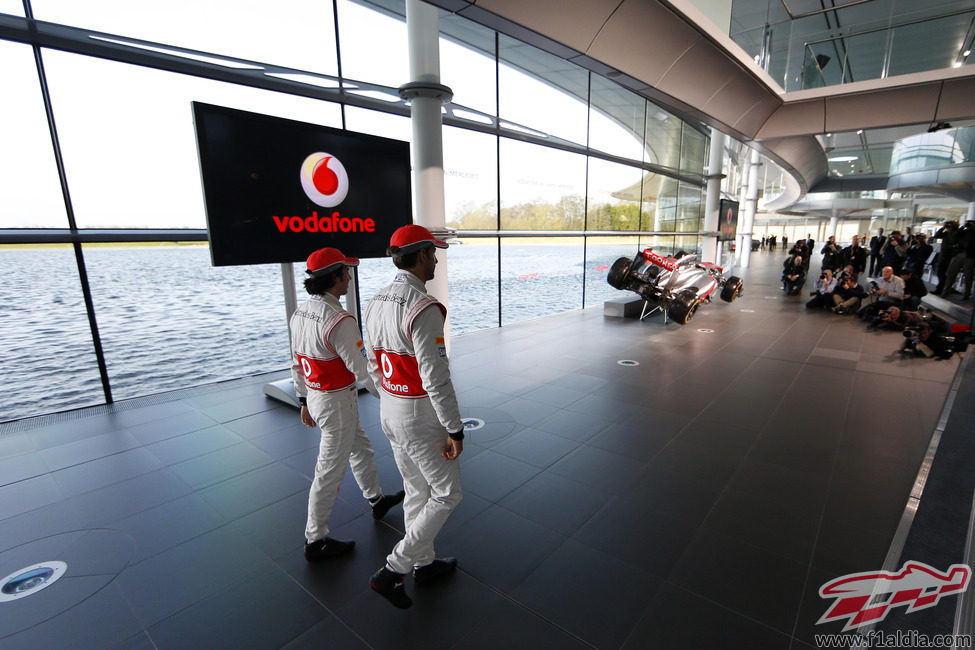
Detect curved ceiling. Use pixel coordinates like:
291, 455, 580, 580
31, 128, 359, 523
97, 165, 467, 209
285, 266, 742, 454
428, 0, 975, 204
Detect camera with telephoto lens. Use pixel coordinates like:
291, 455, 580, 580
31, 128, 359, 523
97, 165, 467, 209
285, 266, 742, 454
903, 329, 919, 339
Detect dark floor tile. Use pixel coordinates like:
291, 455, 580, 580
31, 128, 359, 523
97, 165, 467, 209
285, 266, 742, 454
168, 441, 274, 489
249, 423, 325, 460
197, 463, 308, 520
66, 468, 193, 527
124, 409, 219, 446
460, 449, 541, 503
532, 407, 613, 442
50, 447, 163, 496
511, 538, 664, 648
281, 616, 370, 649
438, 505, 564, 591
0, 451, 50, 487
2, 581, 143, 650
0, 474, 64, 521
145, 424, 243, 465
113, 493, 227, 563
39, 430, 143, 472
451, 597, 592, 649
492, 427, 579, 469
146, 566, 326, 650
622, 582, 792, 649
548, 445, 647, 496
226, 490, 323, 560
499, 471, 609, 536
0, 500, 84, 554
670, 529, 808, 635
221, 405, 297, 439
116, 526, 277, 628
0, 573, 115, 639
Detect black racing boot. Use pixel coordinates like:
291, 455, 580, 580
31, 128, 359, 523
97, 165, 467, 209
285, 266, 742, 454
371, 490, 405, 520
413, 557, 457, 586
304, 536, 354, 562
371, 566, 412, 609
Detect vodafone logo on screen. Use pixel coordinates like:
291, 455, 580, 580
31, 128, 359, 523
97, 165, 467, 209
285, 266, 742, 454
300, 152, 349, 208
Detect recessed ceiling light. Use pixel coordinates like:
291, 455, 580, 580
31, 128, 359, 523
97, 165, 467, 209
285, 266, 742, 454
965, 50, 972, 57
953, 61, 963, 68
856, 129, 864, 135
829, 156, 858, 162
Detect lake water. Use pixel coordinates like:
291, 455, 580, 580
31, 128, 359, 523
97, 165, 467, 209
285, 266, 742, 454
0, 241, 640, 422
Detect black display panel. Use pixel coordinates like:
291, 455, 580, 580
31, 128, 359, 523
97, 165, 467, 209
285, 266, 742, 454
192, 102, 412, 266
718, 198, 740, 242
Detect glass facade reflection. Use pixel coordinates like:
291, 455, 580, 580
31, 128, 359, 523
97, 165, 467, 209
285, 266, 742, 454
0, 0, 710, 421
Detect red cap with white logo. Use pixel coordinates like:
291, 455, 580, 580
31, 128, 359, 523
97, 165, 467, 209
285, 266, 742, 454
306, 247, 358, 278
388, 224, 448, 255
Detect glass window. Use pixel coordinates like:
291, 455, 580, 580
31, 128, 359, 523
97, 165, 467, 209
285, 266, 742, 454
81, 243, 292, 402
644, 106, 683, 172
0, 0, 23, 15
337, 0, 408, 87
0, 244, 104, 422
680, 126, 707, 176
501, 237, 584, 326
440, 19, 496, 117
499, 138, 586, 230
0, 41, 68, 228
498, 35, 588, 146
652, 176, 680, 231
448, 237, 499, 334
586, 158, 643, 232
583, 235, 642, 309
41, 50, 343, 229
588, 75, 645, 162
30, 0, 339, 76
343, 105, 412, 142
676, 182, 704, 232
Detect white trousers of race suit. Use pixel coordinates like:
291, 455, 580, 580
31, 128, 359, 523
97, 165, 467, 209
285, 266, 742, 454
381, 395, 462, 574
305, 386, 381, 543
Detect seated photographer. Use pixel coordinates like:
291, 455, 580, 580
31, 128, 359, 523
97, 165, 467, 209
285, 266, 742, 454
782, 254, 806, 295
899, 268, 928, 311
868, 305, 925, 331
806, 268, 837, 309
900, 322, 961, 359
857, 266, 905, 319
831, 274, 866, 314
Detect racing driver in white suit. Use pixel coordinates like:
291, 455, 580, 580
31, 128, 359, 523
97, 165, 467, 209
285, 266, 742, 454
289, 247, 404, 562
364, 225, 465, 609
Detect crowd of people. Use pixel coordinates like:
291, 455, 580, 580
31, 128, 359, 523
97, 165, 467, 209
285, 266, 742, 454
777, 222, 974, 358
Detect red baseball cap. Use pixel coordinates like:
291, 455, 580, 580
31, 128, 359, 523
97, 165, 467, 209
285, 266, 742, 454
389, 224, 448, 255
305, 247, 358, 278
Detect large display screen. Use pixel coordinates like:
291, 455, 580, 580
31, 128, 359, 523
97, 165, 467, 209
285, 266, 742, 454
718, 198, 739, 242
192, 102, 412, 266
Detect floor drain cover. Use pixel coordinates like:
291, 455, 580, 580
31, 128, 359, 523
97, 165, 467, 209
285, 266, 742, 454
0, 561, 67, 602
461, 417, 484, 431
697, 329, 714, 333
618, 360, 640, 366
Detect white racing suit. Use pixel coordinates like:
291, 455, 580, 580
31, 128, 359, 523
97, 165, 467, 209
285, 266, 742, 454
289, 293, 381, 543
364, 270, 463, 574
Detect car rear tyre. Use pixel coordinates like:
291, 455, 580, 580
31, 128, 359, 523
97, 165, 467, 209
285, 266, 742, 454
720, 276, 743, 302
668, 288, 701, 324
607, 257, 633, 289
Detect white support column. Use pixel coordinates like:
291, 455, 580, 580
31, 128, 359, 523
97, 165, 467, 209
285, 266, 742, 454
401, 0, 453, 344
740, 147, 761, 269
968, 202, 975, 222
828, 208, 839, 240
702, 128, 725, 264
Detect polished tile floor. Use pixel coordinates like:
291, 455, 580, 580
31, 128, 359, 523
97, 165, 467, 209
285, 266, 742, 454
0, 252, 966, 649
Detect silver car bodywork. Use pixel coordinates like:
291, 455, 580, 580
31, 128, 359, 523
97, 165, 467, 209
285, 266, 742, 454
607, 249, 743, 324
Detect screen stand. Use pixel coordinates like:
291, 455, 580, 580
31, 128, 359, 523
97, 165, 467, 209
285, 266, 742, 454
264, 263, 301, 409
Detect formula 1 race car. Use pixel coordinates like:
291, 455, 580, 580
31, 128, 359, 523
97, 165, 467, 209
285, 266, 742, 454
607, 249, 743, 324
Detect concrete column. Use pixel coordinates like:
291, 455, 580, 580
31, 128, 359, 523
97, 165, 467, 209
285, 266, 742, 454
739, 147, 761, 268
400, 0, 453, 341
828, 209, 838, 240
967, 202, 975, 221
702, 128, 725, 264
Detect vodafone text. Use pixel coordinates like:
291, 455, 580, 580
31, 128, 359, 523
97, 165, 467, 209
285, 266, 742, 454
272, 211, 375, 233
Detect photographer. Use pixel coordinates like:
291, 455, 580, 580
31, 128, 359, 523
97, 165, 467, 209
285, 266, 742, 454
941, 220, 975, 300
900, 322, 961, 359
821, 236, 842, 272
782, 254, 806, 296
831, 273, 866, 314
806, 268, 837, 310
899, 268, 927, 311
857, 266, 904, 319
869, 305, 924, 331
840, 235, 867, 275
932, 220, 961, 293
905, 233, 933, 273
879, 230, 908, 274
